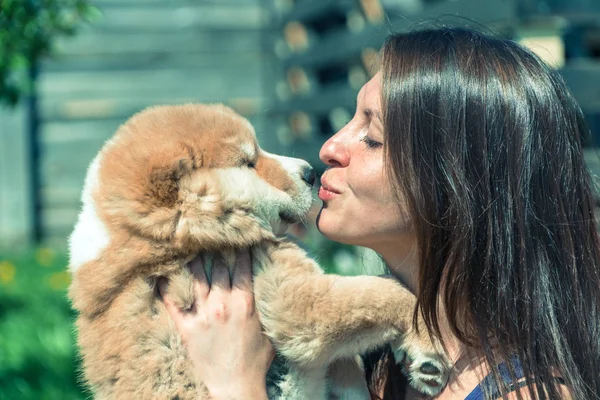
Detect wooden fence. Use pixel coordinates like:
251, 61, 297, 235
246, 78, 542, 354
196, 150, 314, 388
1, 0, 270, 247
1, 0, 600, 247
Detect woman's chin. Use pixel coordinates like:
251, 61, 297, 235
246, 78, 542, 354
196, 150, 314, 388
315, 208, 335, 237
316, 221, 353, 245
316, 208, 365, 245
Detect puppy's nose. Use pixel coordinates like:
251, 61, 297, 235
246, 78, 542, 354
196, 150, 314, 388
301, 166, 316, 187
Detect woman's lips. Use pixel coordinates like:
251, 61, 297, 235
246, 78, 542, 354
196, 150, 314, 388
318, 186, 338, 201
318, 180, 340, 201
319, 175, 341, 201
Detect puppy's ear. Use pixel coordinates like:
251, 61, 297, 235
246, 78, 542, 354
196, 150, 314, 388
97, 153, 198, 243
147, 158, 193, 208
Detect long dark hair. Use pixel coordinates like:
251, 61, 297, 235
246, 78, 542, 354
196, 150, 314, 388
369, 27, 600, 399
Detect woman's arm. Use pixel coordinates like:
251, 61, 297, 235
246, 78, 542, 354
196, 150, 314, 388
160, 251, 274, 400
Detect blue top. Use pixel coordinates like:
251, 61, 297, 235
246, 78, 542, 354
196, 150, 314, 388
464, 358, 525, 400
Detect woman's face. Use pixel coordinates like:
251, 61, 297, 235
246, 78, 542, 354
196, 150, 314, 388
317, 73, 413, 253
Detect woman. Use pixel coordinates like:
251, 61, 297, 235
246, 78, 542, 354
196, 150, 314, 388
162, 27, 600, 399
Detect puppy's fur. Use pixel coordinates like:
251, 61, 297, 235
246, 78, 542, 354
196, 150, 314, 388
68, 104, 450, 399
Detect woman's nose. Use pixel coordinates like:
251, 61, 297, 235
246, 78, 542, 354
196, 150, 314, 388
319, 131, 350, 168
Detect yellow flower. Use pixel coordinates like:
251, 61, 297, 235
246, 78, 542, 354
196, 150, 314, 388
0, 261, 16, 284
36, 248, 56, 267
49, 271, 71, 291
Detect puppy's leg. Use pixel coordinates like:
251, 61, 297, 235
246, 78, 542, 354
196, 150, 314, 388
254, 242, 450, 396
390, 330, 450, 396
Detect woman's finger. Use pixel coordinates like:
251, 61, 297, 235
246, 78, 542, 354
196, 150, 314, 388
232, 249, 253, 292
210, 255, 231, 292
188, 254, 210, 300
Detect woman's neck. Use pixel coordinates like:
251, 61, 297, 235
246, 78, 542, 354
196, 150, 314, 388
378, 238, 420, 294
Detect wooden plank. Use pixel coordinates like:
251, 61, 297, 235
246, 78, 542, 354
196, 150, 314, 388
38, 66, 263, 97
40, 143, 105, 171
0, 103, 34, 247
37, 101, 270, 147
93, 0, 260, 5
90, 4, 264, 31
40, 207, 80, 239
41, 52, 266, 73
39, 138, 104, 188
269, 84, 357, 115
40, 119, 124, 144
39, 162, 89, 189
53, 30, 263, 57
39, 95, 266, 122
42, 187, 83, 209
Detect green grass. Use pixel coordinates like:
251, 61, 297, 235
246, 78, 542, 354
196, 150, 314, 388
0, 248, 87, 400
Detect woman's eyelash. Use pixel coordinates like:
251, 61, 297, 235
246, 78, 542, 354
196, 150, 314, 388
360, 136, 382, 149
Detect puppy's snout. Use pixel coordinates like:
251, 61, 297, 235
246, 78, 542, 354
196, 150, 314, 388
301, 166, 316, 187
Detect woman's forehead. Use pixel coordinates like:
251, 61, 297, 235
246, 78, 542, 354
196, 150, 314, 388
357, 73, 382, 109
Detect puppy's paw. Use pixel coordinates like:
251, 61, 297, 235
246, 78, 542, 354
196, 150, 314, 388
391, 335, 451, 397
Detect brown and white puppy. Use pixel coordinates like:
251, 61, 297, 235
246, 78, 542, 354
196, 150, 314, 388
68, 104, 450, 399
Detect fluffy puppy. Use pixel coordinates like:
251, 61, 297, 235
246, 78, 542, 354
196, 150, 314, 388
68, 104, 450, 399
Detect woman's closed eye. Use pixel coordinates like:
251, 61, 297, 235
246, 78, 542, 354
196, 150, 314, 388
360, 136, 382, 149
360, 108, 383, 149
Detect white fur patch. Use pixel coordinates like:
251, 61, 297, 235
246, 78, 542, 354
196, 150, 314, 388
276, 366, 328, 400
214, 166, 312, 234
68, 154, 110, 271
240, 142, 256, 161
261, 150, 313, 210
215, 168, 290, 228
392, 338, 449, 396
262, 150, 309, 184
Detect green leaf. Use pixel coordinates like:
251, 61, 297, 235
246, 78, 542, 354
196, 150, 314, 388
0, 0, 91, 106
10, 54, 29, 70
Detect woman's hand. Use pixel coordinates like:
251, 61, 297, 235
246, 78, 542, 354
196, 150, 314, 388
159, 251, 274, 400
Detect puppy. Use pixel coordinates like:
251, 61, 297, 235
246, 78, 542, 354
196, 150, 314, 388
68, 104, 450, 399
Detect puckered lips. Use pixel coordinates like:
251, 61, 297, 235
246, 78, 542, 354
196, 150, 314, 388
318, 176, 341, 201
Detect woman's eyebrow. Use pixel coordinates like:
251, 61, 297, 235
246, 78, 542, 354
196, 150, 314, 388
364, 108, 383, 123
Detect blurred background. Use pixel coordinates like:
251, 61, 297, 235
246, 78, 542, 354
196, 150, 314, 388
1, 0, 599, 398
